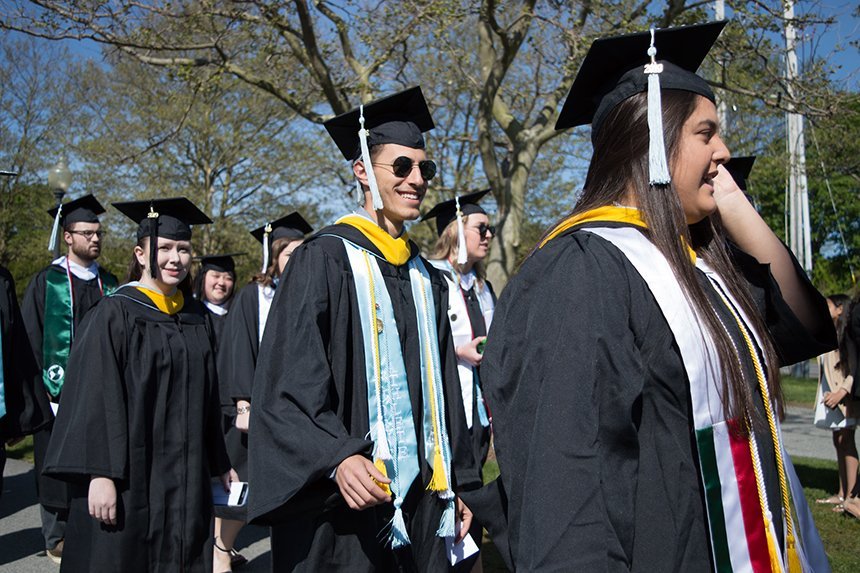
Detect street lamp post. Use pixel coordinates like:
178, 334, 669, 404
47, 158, 72, 258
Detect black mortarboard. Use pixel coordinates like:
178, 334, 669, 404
47, 193, 105, 226
113, 197, 212, 278
556, 21, 726, 134
195, 253, 244, 274
46, 194, 107, 252
250, 211, 313, 273
324, 87, 435, 161
0, 170, 18, 177
421, 189, 492, 237
724, 156, 756, 192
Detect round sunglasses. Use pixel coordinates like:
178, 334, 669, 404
372, 156, 437, 181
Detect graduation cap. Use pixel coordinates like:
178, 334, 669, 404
422, 189, 491, 265
0, 170, 17, 177
556, 21, 726, 185
250, 211, 313, 273
112, 197, 212, 279
46, 194, 107, 252
724, 156, 756, 192
195, 253, 244, 274
323, 86, 435, 210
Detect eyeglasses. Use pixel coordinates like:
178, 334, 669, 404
467, 223, 495, 239
372, 156, 437, 181
68, 230, 105, 240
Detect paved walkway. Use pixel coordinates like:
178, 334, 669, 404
0, 406, 838, 571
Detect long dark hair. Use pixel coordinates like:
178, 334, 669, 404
125, 237, 193, 299
542, 90, 782, 432
828, 294, 852, 376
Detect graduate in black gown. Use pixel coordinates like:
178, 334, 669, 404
247, 87, 481, 572
424, 190, 502, 571
193, 253, 239, 342
482, 23, 836, 572
20, 193, 118, 563
212, 213, 311, 573
43, 197, 233, 573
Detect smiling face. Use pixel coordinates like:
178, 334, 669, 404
203, 270, 235, 305
354, 143, 429, 229
671, 96, 730, 224
134, 237, 192, 293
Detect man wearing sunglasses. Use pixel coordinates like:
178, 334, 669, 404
21, 193, 118, 565
247, 87, 481, 572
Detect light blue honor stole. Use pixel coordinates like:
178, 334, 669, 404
343, 239, 456, 547
0, 306, 6, 419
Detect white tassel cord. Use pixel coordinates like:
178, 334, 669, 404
455, 197, 468, 265
48, 204, 63, 251
645, 29, 671, 185
261, 225, 271, 273
358, 104, 384, 210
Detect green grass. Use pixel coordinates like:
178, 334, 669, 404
479, 457, 860, 572
6, 434, 34, 463
782, 375, 818, 408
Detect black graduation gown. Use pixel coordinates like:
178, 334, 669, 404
482, 228, 835, 572
42, 286, 231, 573
247, 223, 481, 572
214, 283, 263, 521
21, 262, 118, 510
0, 266, 52, 443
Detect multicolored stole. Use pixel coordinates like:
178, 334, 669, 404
580, 223, 819, 573
42, 261, 117, 397
334, 215, 455, 547
428, 259, 491, 430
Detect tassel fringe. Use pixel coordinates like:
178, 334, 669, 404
386, 507, 410, 548
48, 204, 62, 252
787, 535, 802, 573
645, 30, 671, 185
456, 197, 468, 265
358, 104, 384, 210
373, 458, 392, 496
436, 498, 456, 538
427, 449, 449, 493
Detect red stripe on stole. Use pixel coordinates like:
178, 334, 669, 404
727, 419, 772, 573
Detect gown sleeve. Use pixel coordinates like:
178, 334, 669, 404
20, 269, 47, 373
0, 267, 52, 439
42, 298, 128, 481
218, 285, 259, 404
247, 241, 373, 522
729, 243, 836, 365
482, 234, 645, 571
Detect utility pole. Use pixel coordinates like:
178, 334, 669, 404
714, 1, 728, 129
784, 0, 813, 273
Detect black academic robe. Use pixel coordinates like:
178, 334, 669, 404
42, 286, 231, 573
214, 282, 264, 521
0, 265, 52, 443
247, 223, 481, 572
482, 227, 835, 572
21, 262, 118, 510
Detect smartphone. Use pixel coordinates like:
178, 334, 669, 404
212, 481, 249, 507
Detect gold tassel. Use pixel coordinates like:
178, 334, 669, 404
373, 458, 392, 496
786, 535, 802, 573
426, 449, 448, 492
764, 520, 782, 572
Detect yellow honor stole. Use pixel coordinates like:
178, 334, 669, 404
540, 205, 696, 262
336, 214, 413, 266
136, 286, 185, 315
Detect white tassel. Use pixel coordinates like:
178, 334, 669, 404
388, 507, 411, 548
374, 421, 392, 461
48, 204, 62, 251
436, 498, 456, 538
261, 224, 271, 273
455, 197, 468, 265
358, 104, 384, 210
645, 29, 671, 185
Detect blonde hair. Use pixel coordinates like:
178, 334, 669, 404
430, 214, 487, 285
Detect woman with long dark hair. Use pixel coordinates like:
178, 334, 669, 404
212, 212, 312, 572
483, 23, 835, 571
813, 294, 859, 511
43, 198, 233, 572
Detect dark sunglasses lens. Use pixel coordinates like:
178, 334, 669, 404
478, 224, 495, 237
391, 156, 414, 177
419, 160, 437, 181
